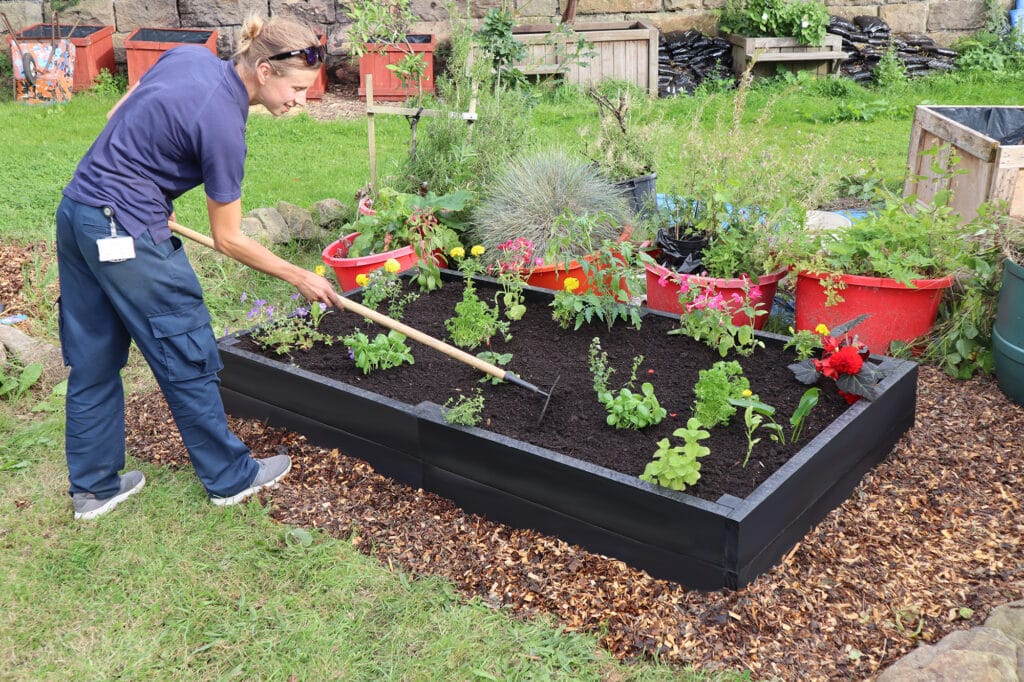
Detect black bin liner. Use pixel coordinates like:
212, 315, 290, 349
931, 107, 1024, 146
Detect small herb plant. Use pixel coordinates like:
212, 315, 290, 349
443, 389, 485, 427
445, 277, 511, 350
639, 418, 712, 492
343, 329, 415, 374
730, 387, 820, 466
588, 338, 666, 430
244, 293, 334, 356
476, 351, 512, 385
357, 261, 419, 320
692, 360, 751, 428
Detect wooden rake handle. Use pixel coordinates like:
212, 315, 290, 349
167, 220, 549, 396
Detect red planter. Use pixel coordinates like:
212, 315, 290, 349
644, 258, 787, 330
522, 256, 631, 297
358, 35, 434, 101
321, 233, 419, 292
124, 28, 218, 87
795, 271, 955, 353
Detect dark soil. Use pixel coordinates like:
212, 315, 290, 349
235, 274, 850, 501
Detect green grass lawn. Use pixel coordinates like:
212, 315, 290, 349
2, 65, 1023, 680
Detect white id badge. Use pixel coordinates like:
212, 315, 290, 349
97, 236, 136, 262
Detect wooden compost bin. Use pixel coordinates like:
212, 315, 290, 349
904, 105, 1024, 223
512, 21, 659, 97
124, 28, 218, 87
726, 34, 846, 78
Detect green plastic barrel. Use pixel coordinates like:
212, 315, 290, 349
994, 257, 1024, 407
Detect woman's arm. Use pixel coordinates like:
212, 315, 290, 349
205, 197, 338, 307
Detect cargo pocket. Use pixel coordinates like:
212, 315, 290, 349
148, 303, 223, 382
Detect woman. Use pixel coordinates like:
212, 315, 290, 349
56, 15, 338, 519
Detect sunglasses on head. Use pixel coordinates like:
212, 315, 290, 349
268, 44, 326, 66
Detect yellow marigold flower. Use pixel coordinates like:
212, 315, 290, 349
814, 323, 830, 335
449, 246, 466, 259
563, 277, 580, 292
355, 273, 369, 287
471, 244, 486, 257
742, 389, 753, 397
315, 264, 326, 277
384, 258, 401, 274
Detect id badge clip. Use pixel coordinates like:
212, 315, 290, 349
97, 206, 136, 263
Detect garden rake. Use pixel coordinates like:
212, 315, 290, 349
168, 220, 559, 423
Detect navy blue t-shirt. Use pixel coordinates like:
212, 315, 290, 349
64, 46, 249, 243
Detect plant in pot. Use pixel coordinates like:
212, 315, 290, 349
321, 187, 472, 292
580, 85, 661, 215
791, 183, 985, 355
469, 147, 632, 292
347, 0, 434, 101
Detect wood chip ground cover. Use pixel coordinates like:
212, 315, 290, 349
124, 365, 1024, 681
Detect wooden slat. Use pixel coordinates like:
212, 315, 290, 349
748, 50, 847, 62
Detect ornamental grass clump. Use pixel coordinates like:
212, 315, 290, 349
470, 148, 630, 262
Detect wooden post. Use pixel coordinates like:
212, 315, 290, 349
366, 73, 378, 192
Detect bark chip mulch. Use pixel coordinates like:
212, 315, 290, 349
125, 365, 1024, 681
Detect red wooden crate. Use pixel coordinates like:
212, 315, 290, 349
124, 27, 218, 87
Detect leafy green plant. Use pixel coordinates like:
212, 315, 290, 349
639, 418, 712, 491
476, 351, 512, 384
783, 325, 824, 360
873, 45, 907, 88
0, 361, 43, 401
550, 236, 642, 332
587, 338, 666, 430
469, 148, 630, 262
729, 387, 819, 465
443, 388, 485, 426
717, 0, 830, 45
244, 295, 335, 356
90, 68, 127, 96
346, 0, 428, 95
344, 187, 471, 291
358, 265, 418, 320
691, 360, 750, 428
581, 86, 659, 180
343, 329, 415, 374
474, 7, 527, 89
444, 277, 510, 350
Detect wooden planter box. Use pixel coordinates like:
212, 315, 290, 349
726, 33, 846, 78
357, 35, 434, 102
124, 27, 218, 87
512, 21, 659, 97
215, 271, 917, 590
9, 24, 114, 91
903, 105, 1024, 223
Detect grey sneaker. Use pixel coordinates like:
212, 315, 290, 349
73, 471, 146, 520
210, 454, 291, 507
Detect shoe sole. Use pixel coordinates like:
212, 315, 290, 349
210, 462, 291, 507
74, 475, 146, 520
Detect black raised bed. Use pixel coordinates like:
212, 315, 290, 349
217, 272, 917, 589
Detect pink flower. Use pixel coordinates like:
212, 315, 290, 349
357, 196, 375, 216
749, 286, 763, 301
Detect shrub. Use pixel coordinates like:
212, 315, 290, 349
469, 148, 629, 260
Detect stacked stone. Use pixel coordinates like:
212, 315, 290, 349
829, 16, 958, 83
657, 30, 734, 97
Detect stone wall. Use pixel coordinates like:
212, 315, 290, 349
0, 0, 1010, 63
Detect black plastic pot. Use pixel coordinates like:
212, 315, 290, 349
615, 172, 657, 215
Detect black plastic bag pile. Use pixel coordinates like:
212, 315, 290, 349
658, 30, 736, 97
828, 16, 957, 82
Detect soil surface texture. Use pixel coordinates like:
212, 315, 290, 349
233, 276, 852, 502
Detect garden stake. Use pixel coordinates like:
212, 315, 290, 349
168, 220, 557, 421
